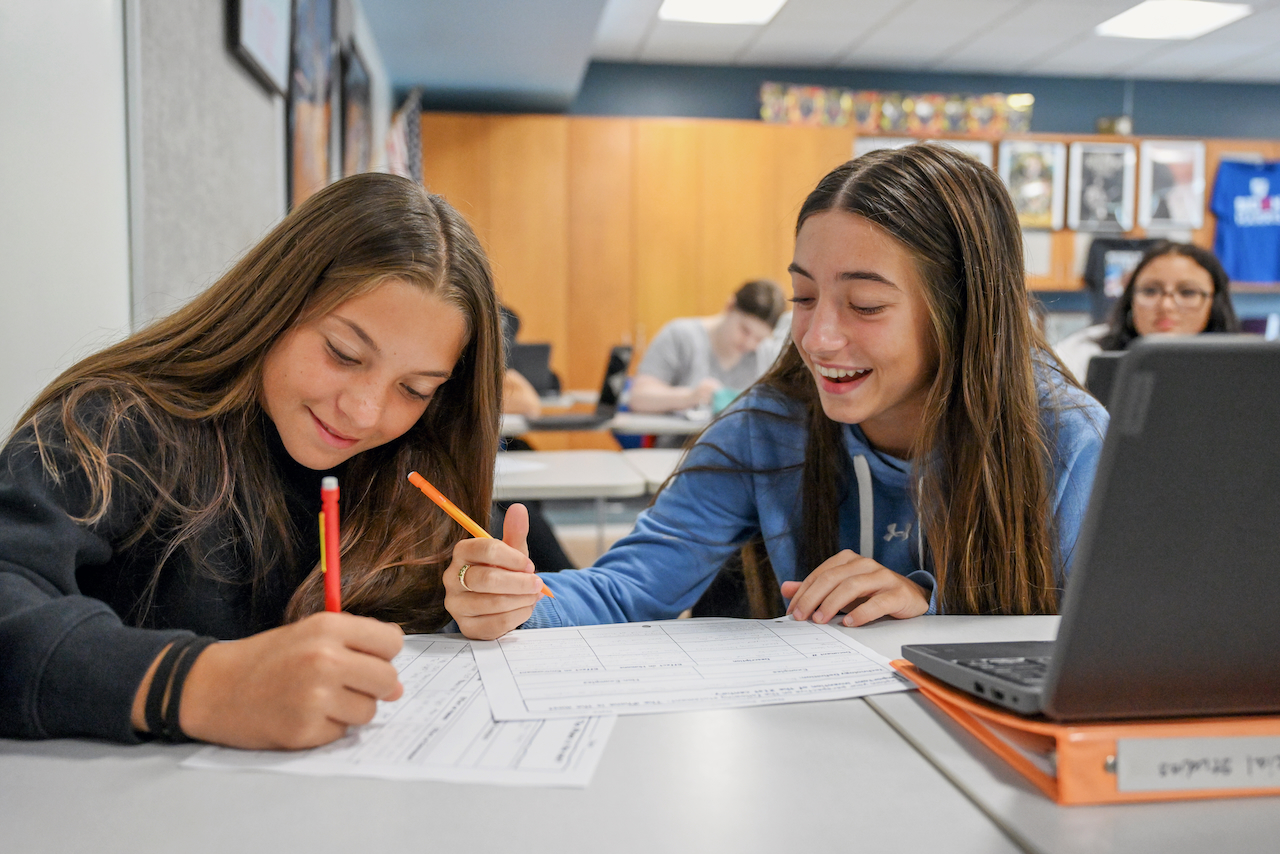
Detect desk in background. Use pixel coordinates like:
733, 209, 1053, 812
4, 615, 1277, 854
494, 450, 646, 555
620, 447, 685, 493
499, 410, 708, 440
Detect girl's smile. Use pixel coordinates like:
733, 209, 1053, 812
309, 410, 359, 448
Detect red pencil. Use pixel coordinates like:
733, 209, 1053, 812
321, 476, 342, 611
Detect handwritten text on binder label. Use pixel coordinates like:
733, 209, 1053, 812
1116, 736, 1280, 792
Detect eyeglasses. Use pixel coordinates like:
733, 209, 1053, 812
1133, 285, 1213, 310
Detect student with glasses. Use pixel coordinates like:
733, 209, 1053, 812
1055, 241, 1241, 383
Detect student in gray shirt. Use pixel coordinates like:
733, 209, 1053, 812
630, 279, 786, 413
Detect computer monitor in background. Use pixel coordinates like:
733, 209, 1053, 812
1083, 351, 1124, 409
509, 342, 559, 396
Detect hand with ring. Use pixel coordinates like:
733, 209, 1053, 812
444, 503, 546, 640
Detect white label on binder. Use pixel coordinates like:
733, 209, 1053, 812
1116, 736, 1280, 792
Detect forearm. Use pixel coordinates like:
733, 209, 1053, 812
0, 595, 188, 742
502, 370, 542, 418
627, 376, 702, 413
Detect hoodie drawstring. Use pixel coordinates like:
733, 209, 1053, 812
853, 454, 874, 558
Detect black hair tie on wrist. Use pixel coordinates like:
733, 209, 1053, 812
160, 636, 216, 742
143, 635, 217, 743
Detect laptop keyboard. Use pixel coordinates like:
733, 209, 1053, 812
957, 656, 1051, 687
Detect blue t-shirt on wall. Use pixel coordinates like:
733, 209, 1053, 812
1211, 160, 1280, 284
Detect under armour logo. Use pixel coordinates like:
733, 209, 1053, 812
884, 522, 911, 542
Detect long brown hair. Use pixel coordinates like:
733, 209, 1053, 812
17, 173, 502, 631
760, 142, 1074, 615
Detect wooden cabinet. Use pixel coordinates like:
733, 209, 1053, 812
421, 112, 855, 399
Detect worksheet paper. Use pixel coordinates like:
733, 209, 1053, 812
183, 638, 614, 787
471, 617, 914, 720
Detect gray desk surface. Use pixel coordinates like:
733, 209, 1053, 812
4, 616, 1274, 854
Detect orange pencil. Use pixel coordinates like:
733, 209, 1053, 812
407, 471, 554, 599
321, 476, 342, 611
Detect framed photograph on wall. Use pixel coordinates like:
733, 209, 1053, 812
1138, 140, 1206, 230
288, 0, 334, 208
341, 42, 372, 177
929, 138, 994, 168
1068, 142, 1136, 232
229, 0, 291, 95
999, 140, 1066, 230
853, 136, 914, 158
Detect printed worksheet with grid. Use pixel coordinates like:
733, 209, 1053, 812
184, 637, 614, 787
471, 617, 913, 720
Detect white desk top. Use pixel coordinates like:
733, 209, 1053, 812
500, 413, 530, 437
620, 448, 686, 492
608, 411, 707, 436
5, 616, 1274, 854
502, 411, 708, 438
492, 450, 646, 502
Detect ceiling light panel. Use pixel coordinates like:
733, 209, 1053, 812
1095, 1, 1252, 40
657, 0, 789, 25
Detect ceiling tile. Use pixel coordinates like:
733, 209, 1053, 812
592, 0, 663, 60
835, 0, 1026, 68
1126, 43, 1274, 80
639, 20, 761, 64
1205, 51, 1280, 83
1024, 33, 1173, 77
939, 2, 1121, 73
739, 25, 867, 66
767, 0, 908, 28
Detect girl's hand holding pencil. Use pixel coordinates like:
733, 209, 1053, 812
406, 472, 550, 640
444, 503, 547, 639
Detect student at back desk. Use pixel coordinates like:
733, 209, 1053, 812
628, 279, 787, 415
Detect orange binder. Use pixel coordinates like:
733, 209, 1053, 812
891, 660, 1280, 805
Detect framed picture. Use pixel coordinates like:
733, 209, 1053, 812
1138, 140, 1206, 230
999, 141, 1066, 230
1068, 142, 1136, 232
341, 42, 372, 177
229, 0, 291, 95
288, 0, 334, 208
929, 139, 994, 168
853, 136, 913, 158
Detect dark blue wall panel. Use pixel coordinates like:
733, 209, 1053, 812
571, 62, 1280, 139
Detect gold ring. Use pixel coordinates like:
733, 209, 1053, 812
458, 563, 474, 592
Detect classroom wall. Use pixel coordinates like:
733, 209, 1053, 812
126, 0, 288, 325
0, 0, 133, 432
127, 0, 392, 326
572, 62, 1280, 140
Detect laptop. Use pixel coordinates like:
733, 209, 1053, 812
509, 342, 559, 396
1083, 351, 1124, 409
904, 336, 1280, 721
524, 345, 632, 431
